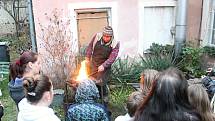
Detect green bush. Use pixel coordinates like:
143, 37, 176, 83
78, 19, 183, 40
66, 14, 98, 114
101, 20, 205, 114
140, 43, 180, 71
111, 44, 178, 84
139, 53, 178, 71
203, 46, 215, 57
109, 85, 135, 120
0, 34, 31, 60
111, 56, 142, 84
148, 43, 174, 56
181, 46, 205, 78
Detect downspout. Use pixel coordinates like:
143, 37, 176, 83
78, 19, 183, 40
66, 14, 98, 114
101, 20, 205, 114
174, 0, 188, 57
27, 0, 37, 52
211, 0, 215, 44
197, 0, 204, 46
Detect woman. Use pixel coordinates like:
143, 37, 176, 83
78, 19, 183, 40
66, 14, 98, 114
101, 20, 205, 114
18, 74, 60, 121
8, 51, 40, 108
188, 84, 215, 121
135, 67, 201, 121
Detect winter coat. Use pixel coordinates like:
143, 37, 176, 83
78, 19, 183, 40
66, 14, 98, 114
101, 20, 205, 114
18, 98, 60, 121
8, 77, 25, 107
67, 79, 110, 121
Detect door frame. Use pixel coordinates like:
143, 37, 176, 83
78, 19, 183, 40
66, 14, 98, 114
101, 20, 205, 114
68, 2, 118, 52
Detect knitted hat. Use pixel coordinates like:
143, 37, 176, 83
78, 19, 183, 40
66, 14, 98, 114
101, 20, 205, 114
103, 26, 113, 36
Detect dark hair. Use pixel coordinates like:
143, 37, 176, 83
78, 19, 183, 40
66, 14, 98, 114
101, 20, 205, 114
23, 74, 52, 104
9, 51, 38, 80
135, 67, 200, 121
127, 91, 144, 117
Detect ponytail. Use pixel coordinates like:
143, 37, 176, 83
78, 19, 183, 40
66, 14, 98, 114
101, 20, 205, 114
9, 59, 22, 80
23, 75, 51, 103
9, 51, 38, 81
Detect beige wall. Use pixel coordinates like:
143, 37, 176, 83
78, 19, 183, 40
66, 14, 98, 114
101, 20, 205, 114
0, 0, 28, 36
0, 9, 16, 35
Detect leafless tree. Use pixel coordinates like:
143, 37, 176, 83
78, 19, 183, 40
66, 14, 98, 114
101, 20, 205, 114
38, 9, 77, 88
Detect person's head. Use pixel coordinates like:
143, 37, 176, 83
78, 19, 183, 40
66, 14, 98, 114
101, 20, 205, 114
154, 67, 189, 108
102, 26, 113, 43
75, 79, 99, 103
9, 51, 40, 80
127, 91, 144, 117
188, 84, 215, 121
135, 67, 199, 121
23, 74, 53, 106
140, 69, 159, 95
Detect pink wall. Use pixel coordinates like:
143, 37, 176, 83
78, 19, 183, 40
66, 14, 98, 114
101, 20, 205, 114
32, 0, 139, 57
186, 0, 203, 47
117, 0, 139, 57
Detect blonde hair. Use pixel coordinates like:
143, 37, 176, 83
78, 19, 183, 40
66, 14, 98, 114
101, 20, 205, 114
188, 84, 215, 121
140, 69, 158, 97
126, 91, 143, 117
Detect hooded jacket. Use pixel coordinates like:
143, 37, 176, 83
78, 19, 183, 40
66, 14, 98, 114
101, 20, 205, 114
18, 98, 60, 121
8, 77, 25, 106
67, 79, 109, 121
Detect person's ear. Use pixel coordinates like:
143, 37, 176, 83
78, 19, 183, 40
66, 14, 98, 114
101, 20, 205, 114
43, 91, 52, 101
28, 62, 33, 69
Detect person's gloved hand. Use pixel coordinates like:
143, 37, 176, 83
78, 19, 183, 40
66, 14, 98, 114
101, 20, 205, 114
98, 65, 104, 72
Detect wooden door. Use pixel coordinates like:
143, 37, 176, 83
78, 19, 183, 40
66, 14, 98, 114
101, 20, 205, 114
77, 11, 109, 52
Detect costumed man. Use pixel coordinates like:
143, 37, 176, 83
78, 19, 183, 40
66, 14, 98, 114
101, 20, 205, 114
85, 26, 120, 107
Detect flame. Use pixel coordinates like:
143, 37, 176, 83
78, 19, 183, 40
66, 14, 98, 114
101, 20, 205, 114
76, 60, 88, 81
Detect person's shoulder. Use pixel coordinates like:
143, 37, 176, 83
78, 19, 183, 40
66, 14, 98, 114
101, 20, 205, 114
67, 103, 79, 111
184, 112, 201, 121
18, 98, 29, 110
115, 113, 133, 121
115, 115, 124, 121
94, 103, 108, 112
95, 32, 103, 39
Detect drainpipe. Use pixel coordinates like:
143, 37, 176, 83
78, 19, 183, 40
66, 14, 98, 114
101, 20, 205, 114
27, 0, 37, 52
211, 0, 215, 44
197, 0, 204, 46
174, 0, 188, 57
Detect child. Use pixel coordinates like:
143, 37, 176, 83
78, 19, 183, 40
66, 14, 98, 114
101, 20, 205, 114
18, 74, 60, 121
67, 79, 109, 121
134, 67, 200, 121
188, 84, 215, 121
140, 69, 159, 98
115, 91, 143, 121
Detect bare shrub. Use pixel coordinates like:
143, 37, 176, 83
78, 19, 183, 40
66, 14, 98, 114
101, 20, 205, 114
38, 9, 77, 88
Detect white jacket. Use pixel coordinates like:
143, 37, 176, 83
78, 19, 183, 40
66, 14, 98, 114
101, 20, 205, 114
18, 98, 60, 121
115, 113, 134, 121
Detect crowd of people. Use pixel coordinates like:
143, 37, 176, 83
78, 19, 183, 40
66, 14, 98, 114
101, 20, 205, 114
0, 26, 215, 121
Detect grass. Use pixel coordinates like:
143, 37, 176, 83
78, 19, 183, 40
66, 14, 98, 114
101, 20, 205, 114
109, 85, 135, 120
0, 74, 134, 121
0, 75, 17, 121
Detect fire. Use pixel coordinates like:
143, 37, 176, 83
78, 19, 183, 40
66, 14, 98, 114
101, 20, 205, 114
76, 60, 88, 81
